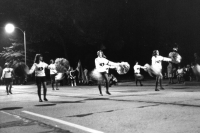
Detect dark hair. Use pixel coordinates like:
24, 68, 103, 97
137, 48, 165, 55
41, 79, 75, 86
34, 54, 42, 64
97, 50, 106, 58
152, 50, 158, 56
50, 59, 54, 64
4, 62, 9, 67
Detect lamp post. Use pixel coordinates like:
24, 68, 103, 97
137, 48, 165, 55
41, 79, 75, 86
5, 23, 26, 65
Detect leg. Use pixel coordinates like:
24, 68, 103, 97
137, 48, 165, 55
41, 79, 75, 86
55, 80, 59, 90
52, 82, 55, 90
71, 79, 73, 87
102, 73, 111, 95
159, 78, 164, 90
155, 76, 159, 91
9, 82, 12, 94
109, 80, 113, 87
139, 80, 143, 86
37, 84, 42, 102
51, 75, 55, 90
6, 84, 9, 95
74, 79, 77, 86
177, 76, 180, 83
42, 82, 48, 101
98, 84, 103, 96
135, 75, 138, 86
159, 74, 164, 90
136, 80, 138, 86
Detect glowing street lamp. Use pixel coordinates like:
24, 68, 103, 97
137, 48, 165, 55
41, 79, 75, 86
5, 23, 27, 65
5, 23, 15, 33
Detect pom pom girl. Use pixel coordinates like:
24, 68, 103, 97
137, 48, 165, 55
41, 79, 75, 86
149, 50, 172, 91
27, 54, 48, 102
1, 63, 14, 95
94, 50, 119, 96
48, 59, 57, 90
133, 61, 146, 86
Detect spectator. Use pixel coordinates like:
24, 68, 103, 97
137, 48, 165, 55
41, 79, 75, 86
167, 62, 174, 84
176, 66, 184, 83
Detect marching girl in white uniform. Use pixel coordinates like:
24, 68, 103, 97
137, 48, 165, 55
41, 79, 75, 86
95, 50, 119, 96
48, 59, 57, 90
150, 50, 172, 91
134, 61, 146, 86
1, 63, 14, 95
27, 54, 48, 102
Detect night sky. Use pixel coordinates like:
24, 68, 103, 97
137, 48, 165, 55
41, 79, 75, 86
0, 0, 200, 74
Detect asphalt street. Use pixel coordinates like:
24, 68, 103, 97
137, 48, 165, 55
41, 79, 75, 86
0, 80, 200, 133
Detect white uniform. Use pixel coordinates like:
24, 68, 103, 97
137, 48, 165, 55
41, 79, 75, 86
29, 62, 48, 77
95, 57, 110, 73
151, 56, 164, 69
134, 65, 142, 74
151, 55, 171, 76
48, 64, 57, 75
1, 68, 14, 78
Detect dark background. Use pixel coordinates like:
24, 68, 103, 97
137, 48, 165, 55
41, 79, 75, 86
0, 0, 200, 78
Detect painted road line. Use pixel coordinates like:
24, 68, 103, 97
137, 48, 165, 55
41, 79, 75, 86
1, 111, 22, 120
22, 110, 104, 133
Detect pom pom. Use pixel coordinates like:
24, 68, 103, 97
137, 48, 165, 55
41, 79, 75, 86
116, 62, 130, 74
55, 73, 65, 81
169, 52, 182, 64
192, 64, 200, 77
55, 58, 70, 73
144, 63, 161, 77
13, 62, 29, 77
90, 69, 103, 81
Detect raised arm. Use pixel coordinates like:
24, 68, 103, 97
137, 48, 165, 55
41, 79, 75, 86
108, 60, 119, 67
163, 57, 172, 62
27, 64, 36, 75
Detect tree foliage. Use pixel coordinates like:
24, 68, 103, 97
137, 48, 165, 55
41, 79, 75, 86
0, 41, 34, 67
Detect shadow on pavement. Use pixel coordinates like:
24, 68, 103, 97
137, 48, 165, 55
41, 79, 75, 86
35, 104, 56, 107
50, 101, 83, 104
0, 107, 23, 110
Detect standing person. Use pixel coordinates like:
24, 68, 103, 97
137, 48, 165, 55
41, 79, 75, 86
133, 61, 145, 86
151, 50, 172, 91
1, 63, 14, 95
95, 50, 118, 96
167, 62, 174, 84
55, 73, 65, 90
48, 59, 57, 90
176, 66, 184, 83
83, 68, 89, 85
69, 67, 77, 87
27, 54, 48, 102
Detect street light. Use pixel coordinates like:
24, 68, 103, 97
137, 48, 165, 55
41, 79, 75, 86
5, 23, 27, 65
